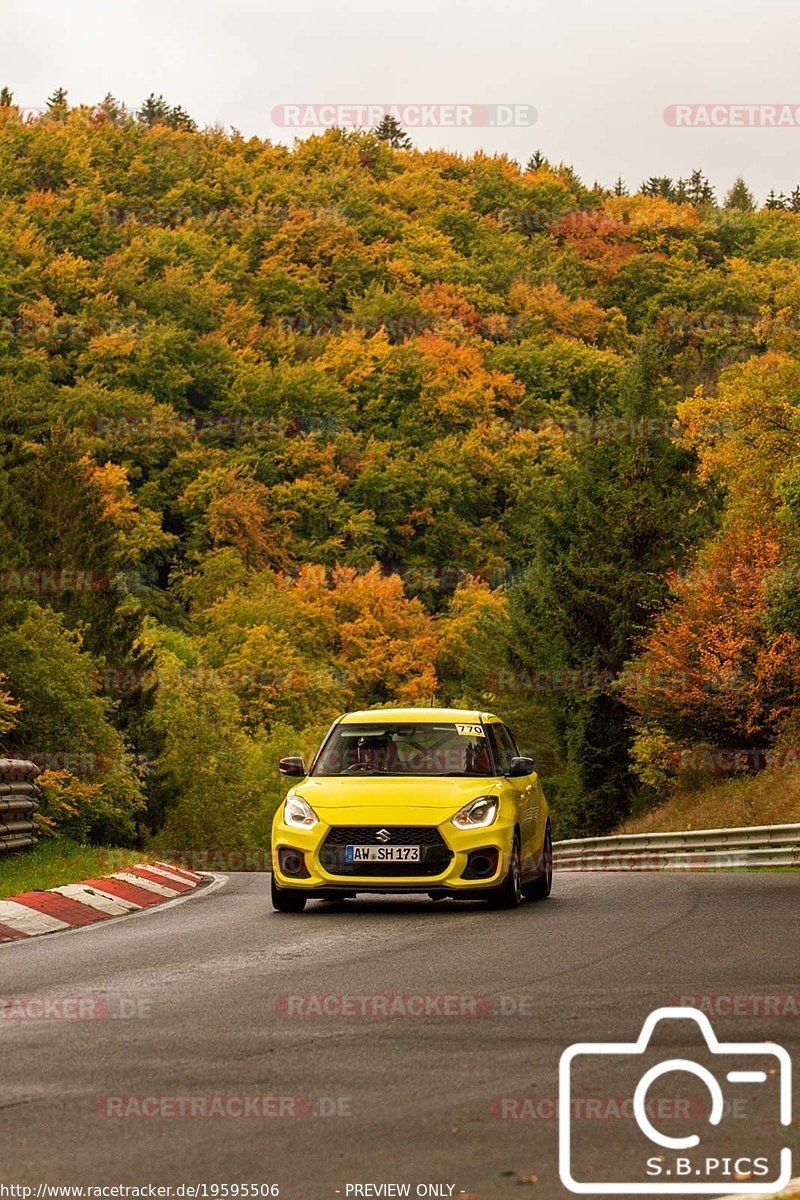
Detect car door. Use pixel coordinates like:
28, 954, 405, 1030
500, 722, 542, 873
488, 722, 536, 871
513, 727, 549, 873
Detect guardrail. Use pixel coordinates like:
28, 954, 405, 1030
0, 760, 41, 854
553, 822, 800, 871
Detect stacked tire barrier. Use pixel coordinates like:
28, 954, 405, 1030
554, 822, 800, 871
0, 760, 41, 854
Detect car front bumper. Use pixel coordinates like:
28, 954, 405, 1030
272, 813, 516, 895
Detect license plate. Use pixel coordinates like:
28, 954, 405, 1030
345, 845, 421, 863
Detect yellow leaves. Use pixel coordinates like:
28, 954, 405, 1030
14, 295, 59, 345
216, 298, 264, 350
420, 284, 482, 333
84, 327, 139, 362
11, 223, 47, 266
35, 770, 104, 838
316, 324, 524, 429
259, 206, 385, 281
385, 255, 422, 289
317, 327, 392, 387
163, 262, 231, 311
723, 255, 777, 306
89, 459, 174, 560
224, 623, 338, 728
345, 572, 437, 696
183, 464, 294, 570
91, 460, 138, 527
678, 353, 800, 512
23, 189, 62, 217
435, 578, 507, 678
548, 197, 699, 282
0, 674, 20, 736
201, 563, 442, 712
203, 484, 281, 570
676, 384, 731, 482
389, 221, 461, 280
41, 250, 95, 309
604, 194, 702, 231
384, 162, 472, 218
508, 281, 608, 343
414, 333, 523, 425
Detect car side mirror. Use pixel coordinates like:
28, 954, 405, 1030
507, 756, 535, 777
279, 756, 306, 777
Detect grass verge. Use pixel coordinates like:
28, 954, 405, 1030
618, 767, 800, 835
0, 838, 150, 900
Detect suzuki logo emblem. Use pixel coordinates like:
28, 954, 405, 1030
376, 829, 391, 842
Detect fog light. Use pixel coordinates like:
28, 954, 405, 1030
463, 848, 499, 880
279, 848, 310, 878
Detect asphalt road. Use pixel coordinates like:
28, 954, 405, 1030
0, 873, 797, 1200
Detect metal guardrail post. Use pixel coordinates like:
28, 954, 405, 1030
0, 760, 41, 854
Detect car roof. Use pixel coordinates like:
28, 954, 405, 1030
338, 707, 500, 725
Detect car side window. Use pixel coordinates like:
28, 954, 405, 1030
488, 723, 516, 774
486, 725, 503, 774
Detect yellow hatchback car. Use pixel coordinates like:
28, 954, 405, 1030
270, 707, 552, 912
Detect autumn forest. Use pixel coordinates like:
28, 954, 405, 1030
1, 93, 799, 848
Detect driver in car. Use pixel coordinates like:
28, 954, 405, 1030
355, 734, 393, 772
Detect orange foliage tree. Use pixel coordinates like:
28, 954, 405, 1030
621, 517, 800, 758
623, 352, 800, 780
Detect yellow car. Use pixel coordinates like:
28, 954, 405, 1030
270, 707, 552, 912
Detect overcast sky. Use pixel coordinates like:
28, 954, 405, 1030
4, 0, 800, 201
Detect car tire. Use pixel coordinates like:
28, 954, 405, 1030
271, 874, 307, 913
523, 821, 553, 901
487, 834, 523, 909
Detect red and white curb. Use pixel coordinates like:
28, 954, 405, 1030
0, 861, 208, 942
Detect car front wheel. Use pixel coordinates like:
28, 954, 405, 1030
523, 822, 553, 901
487, 835, 523, 909
271, 874, 307, 913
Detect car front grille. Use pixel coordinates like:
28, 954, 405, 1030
319, 825, 453, 877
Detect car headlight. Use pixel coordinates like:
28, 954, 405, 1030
284, 794, 319, 829
452, 795, 499, 828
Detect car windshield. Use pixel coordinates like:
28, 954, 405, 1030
312, 722, 495, 777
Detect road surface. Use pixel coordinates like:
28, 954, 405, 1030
1, 873, 797, 1198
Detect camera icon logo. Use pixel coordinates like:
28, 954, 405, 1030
559, 1006, 792, 1194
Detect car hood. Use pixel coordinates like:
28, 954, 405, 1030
293, 774, 501, 817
